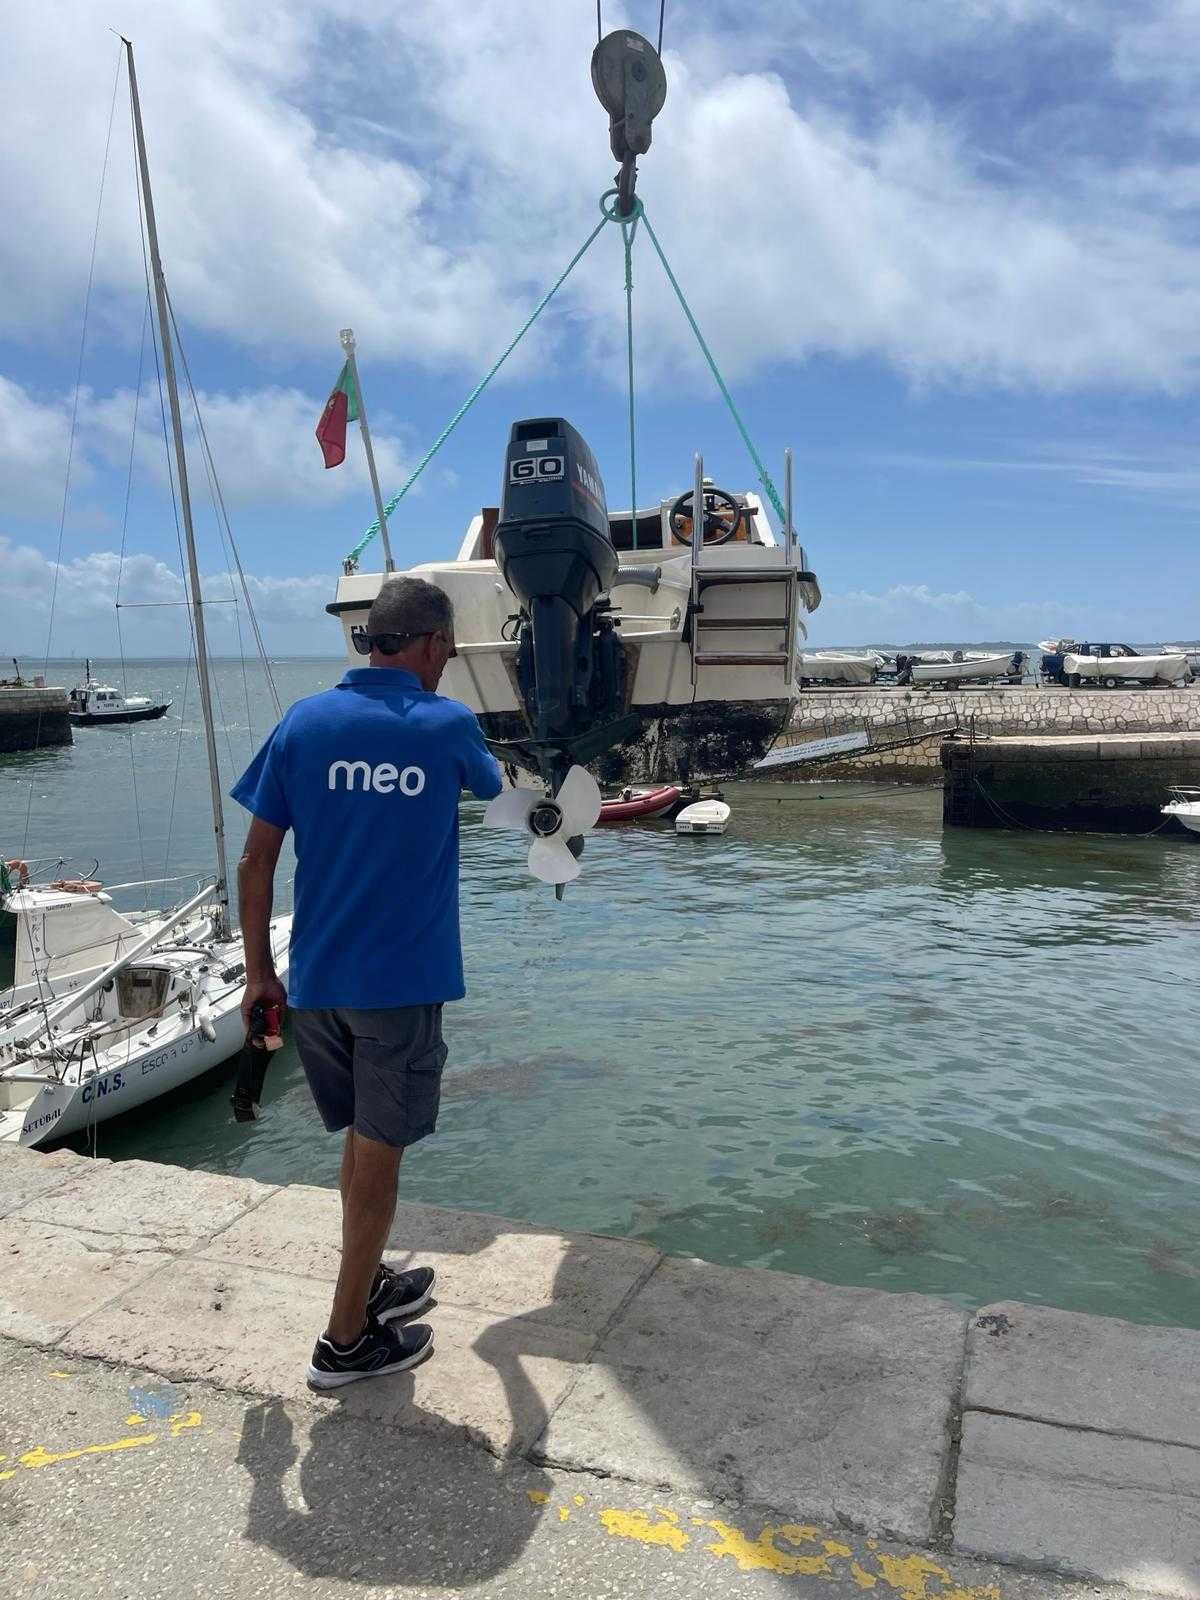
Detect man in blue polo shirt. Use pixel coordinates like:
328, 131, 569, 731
233, 575, 501, 1388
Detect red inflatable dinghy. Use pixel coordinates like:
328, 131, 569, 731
596, 784, 683, 824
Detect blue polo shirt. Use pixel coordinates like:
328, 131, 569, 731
231, 667, 502, 1009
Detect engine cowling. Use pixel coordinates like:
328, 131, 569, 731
493, 419, 626, 778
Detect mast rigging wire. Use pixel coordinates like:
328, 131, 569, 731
127, 77, 200, 888
23, 43, 123, 859
166, 291, 282, 723
114, 296, 153, 902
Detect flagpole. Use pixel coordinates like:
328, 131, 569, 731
339, 329, 395, 573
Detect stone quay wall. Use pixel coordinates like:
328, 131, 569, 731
776, 685, 1200, 783
0, 687, 71, 754
942, 730, 1200, 833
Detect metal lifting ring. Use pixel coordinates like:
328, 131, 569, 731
599, 188, 644, 224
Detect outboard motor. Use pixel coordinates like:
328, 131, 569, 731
493, 418, 630, 786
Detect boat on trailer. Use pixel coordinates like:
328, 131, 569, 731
898, 650, 1027, 687
797, 651, 882, 686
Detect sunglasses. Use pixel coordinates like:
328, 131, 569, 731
351, 625, 457, 658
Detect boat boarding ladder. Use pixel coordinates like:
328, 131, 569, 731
687, 452, 804, 686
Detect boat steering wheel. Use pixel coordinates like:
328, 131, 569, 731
669, 487, 746, 546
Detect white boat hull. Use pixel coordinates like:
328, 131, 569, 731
1, 917, 291, 1148
908, 654, 1024, 686
675, 799, 730, 834
329, 499, 821, 785
1162, 802, 1200, 836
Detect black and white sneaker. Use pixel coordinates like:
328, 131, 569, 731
306, 1317, 434, 1390
368, 1263, 435, 1324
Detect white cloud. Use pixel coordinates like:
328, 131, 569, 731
0, 534, 336, 656
0, 375, 85, 518
833, 583, 984, 615
4, 1, 1200, 396
815, 580, 1077, 644
0, 373, 410, 518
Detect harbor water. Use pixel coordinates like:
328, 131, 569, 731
4, 658, 1200, 1328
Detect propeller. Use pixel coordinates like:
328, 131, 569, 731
483, 765, 602, 887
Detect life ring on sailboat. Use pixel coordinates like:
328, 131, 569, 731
49, 878, 102, 894
5, 859, 29, 887
668, 486, 746, 546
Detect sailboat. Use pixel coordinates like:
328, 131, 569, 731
0, 41, 291, 1147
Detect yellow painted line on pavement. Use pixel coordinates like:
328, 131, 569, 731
0, 1409, 203, 1484
599, 1507, 690, 1551
528, 1490, 1003, 1597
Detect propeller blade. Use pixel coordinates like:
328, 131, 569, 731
528, 836, 582, 885
483, 786, 539, 830
555, 765, 602, 834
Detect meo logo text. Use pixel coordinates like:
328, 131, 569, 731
328, 760, 426, 796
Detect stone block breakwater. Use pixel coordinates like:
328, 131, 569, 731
0, 686, 70, 754
781, 686, 1200, 782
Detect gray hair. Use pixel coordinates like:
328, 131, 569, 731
366, 576, 454, 640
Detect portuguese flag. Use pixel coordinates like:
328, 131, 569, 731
315, 361, 359, 469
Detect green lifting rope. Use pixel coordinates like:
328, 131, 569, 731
344, 191, 787, 568
621, 205, 639, 547
637, 209, 786, 526
343, 212, 609, 571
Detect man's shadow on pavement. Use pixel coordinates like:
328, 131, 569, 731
237, 1383, 553, 1588
235, 1217, 608, 1589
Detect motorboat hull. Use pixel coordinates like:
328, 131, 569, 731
69, 700, 172, 725
478, 696, 793, 785
675, 799, 730, 834
330, 492, 819, 787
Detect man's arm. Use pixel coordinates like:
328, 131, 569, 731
237, 816, 288, 1030
458, 710, 503, 800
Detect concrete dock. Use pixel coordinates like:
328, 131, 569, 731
785, 687, 1200, 783
2, 1145, 1198, 1598
0, 683, 71, 753
942, 730, 1200, 831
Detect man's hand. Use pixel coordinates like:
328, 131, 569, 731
237, 816, 288, 1034
241, 972, 287, 1035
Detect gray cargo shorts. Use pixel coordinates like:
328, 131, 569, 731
290, 1004, 447, 1149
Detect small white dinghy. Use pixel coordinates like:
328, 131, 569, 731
1162, 787, 1200, 836
675, 798, 730, 835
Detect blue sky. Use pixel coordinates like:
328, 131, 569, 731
3, 0, 1199, 656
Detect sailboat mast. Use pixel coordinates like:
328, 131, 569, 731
124, 39, 231, 938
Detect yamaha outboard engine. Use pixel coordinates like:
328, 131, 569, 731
493, 418, 631, 787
